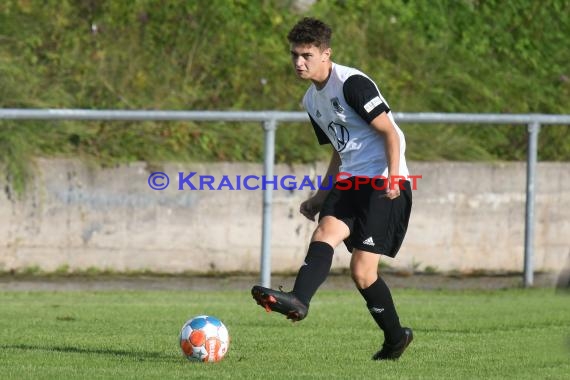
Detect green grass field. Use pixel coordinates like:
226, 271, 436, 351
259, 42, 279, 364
0, 288, 568, 379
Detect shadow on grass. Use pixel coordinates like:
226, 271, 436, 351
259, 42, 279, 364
0, 344, 177, 361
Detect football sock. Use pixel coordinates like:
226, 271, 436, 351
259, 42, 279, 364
358, 276, 404, 344
292, 241, 334, 305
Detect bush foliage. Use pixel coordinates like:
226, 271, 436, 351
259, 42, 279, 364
1, 0, 569, 190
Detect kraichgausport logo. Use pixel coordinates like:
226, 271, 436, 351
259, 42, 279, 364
147, 172, 422, 191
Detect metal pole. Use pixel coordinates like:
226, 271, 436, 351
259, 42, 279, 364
524, 122, 540, 287
260, 119, 277, 288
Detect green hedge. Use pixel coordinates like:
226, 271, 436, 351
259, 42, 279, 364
1, 0, 569, 191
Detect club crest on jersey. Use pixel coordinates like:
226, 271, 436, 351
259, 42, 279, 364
330, 97, 344, 113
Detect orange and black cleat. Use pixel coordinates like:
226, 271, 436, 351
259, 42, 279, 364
251, 285, 309, 322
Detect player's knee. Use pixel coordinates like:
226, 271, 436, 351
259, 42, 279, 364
350, 266, 376, 289
311, 224, 346, 247
311, 225, 329, 241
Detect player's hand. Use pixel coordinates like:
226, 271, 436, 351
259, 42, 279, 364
385, 177, 401, 200
300, 197, 322, 221
385, 188, 401, 200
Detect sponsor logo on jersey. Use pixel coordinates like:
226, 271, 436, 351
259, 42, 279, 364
327, 122, 350, 152
315, 109, 321, 118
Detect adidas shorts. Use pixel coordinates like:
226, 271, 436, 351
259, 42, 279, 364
318, 176, 412, 257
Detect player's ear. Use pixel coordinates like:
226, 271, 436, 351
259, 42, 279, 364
322, 47, 332, 61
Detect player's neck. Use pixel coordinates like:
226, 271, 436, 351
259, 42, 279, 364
312, 62, 332, 90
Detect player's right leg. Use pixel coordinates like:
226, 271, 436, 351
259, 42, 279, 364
349, 178, 414, 360
351, 250, 413, 360
251, 216, 349, 321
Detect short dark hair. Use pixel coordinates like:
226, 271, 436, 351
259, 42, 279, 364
287, 17, 332, 49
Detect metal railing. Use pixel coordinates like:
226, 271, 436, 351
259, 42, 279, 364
2, 109, 570, 288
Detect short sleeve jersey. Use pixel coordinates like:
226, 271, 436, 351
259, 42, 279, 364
302, 63, 409, 179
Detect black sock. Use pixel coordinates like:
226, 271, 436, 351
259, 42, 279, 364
358, 277, 404, 344
292, 241, 334, 305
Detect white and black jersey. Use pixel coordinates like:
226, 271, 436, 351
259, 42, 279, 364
303, 63, 409, 179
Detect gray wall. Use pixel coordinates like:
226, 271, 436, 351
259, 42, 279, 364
1, 159, 568, 274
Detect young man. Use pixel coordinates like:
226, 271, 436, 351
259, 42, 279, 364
251, 17, 413, 360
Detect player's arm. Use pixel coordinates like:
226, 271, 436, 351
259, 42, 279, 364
369, 113, 401, 199
343, 74, 401, 199
300, 148, 340, 221
300, 115, 340, 221
315, 149, 340, 202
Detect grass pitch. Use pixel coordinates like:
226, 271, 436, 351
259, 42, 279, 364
0, 287, 568, 379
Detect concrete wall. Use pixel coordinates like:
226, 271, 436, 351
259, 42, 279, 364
1, 158, 568, 274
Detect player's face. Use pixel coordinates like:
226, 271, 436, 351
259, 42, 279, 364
290, 43, 331, 82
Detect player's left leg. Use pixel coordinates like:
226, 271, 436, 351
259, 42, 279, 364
350, 250, 413, 360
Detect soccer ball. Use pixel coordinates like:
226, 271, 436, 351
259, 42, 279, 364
179, 315, 230, 362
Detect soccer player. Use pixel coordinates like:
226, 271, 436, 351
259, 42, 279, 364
252, 17, 413, 360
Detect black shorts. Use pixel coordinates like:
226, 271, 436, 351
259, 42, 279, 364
318, 176, 412, 257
